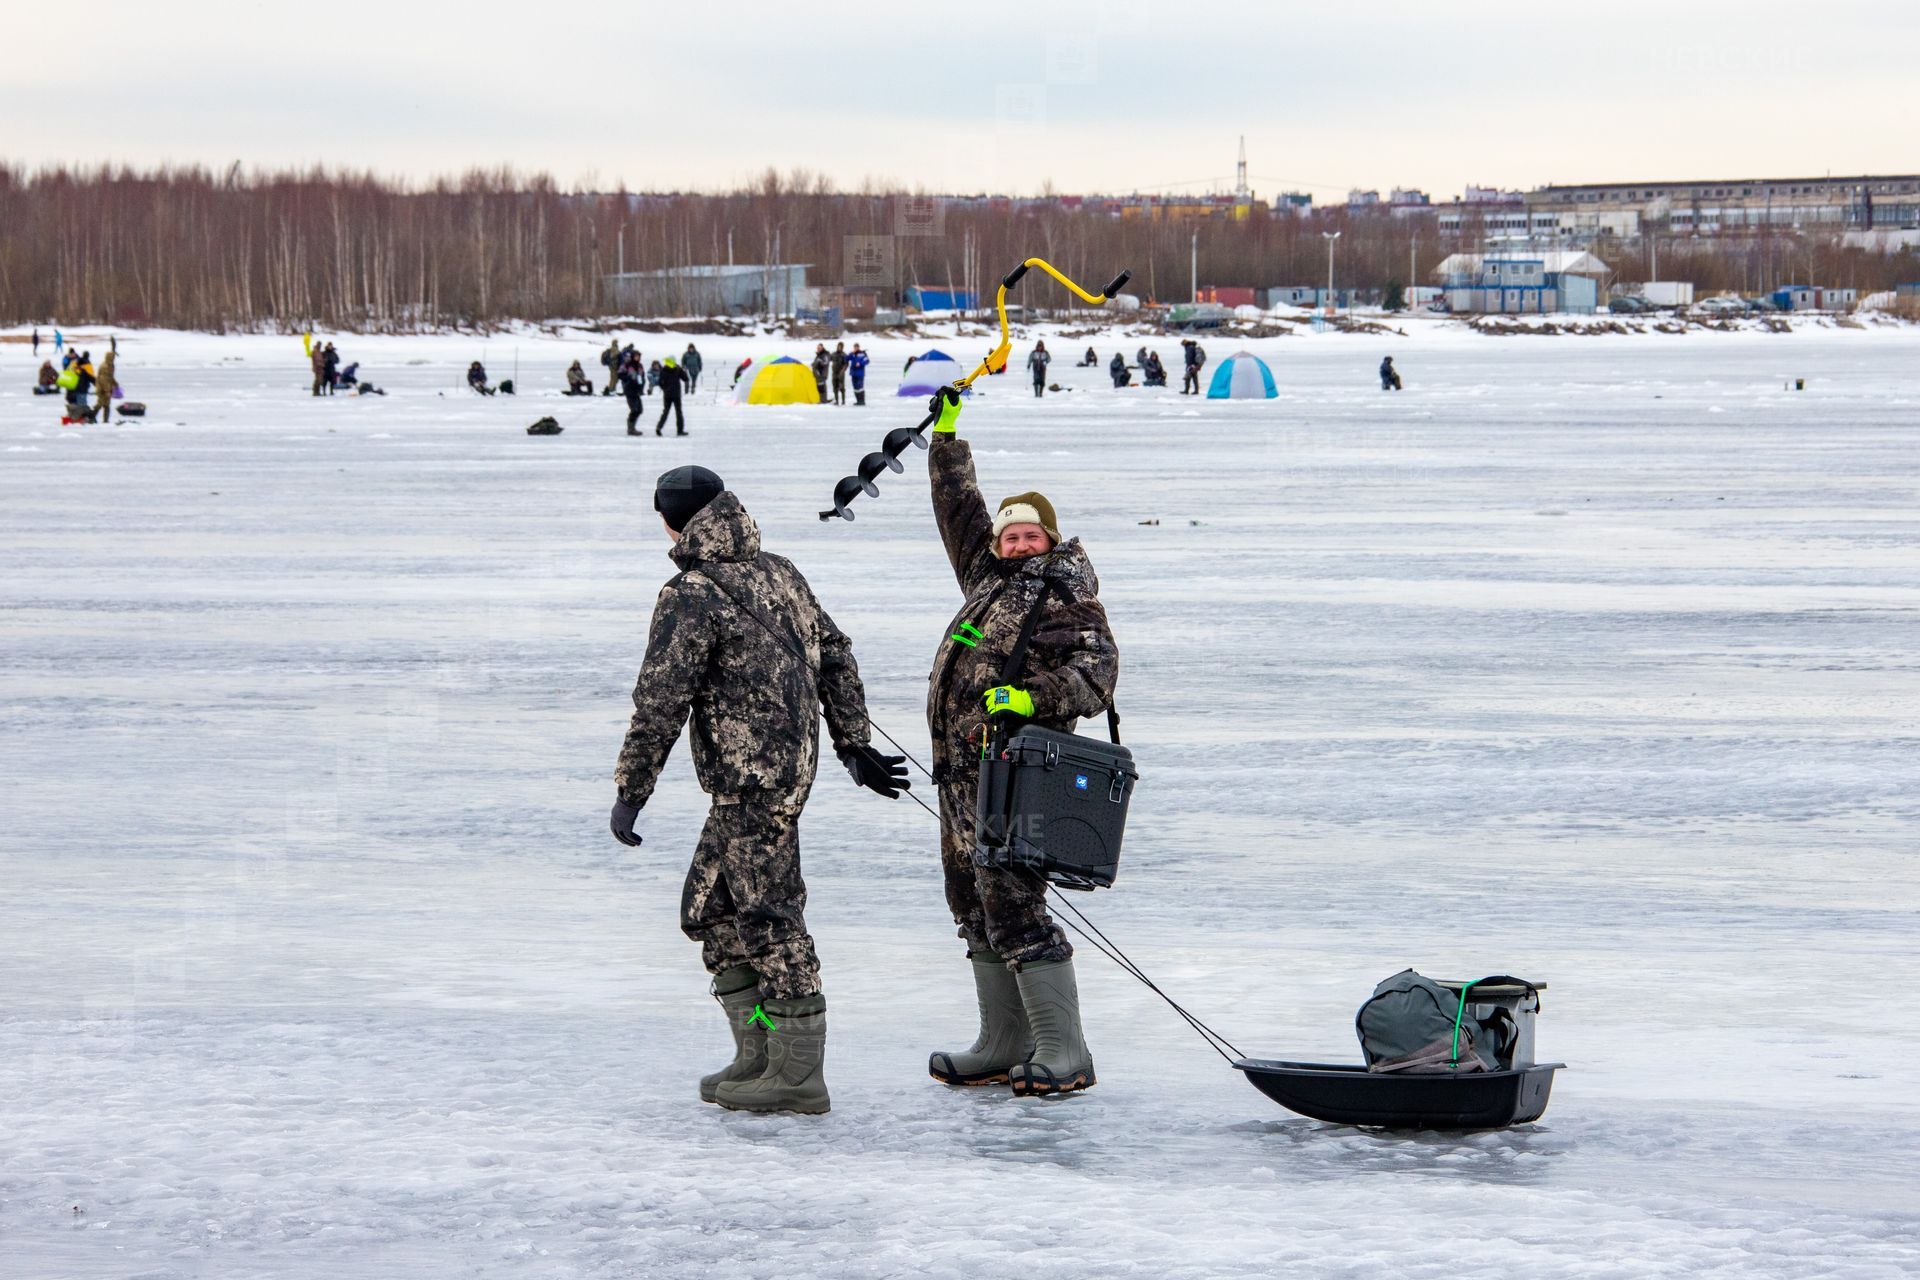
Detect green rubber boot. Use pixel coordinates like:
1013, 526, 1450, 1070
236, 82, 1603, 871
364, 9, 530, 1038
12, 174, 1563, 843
714, 993, 830, 1115
1007, 958, 1096, 1096
929, 950, 1033, 1086
699, 967, 768, 1105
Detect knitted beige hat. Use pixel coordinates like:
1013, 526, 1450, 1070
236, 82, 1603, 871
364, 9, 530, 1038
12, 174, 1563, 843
991, 490, 1060, 551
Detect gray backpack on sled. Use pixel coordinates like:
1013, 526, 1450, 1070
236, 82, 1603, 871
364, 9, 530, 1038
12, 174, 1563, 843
1357, 970, 1529, 1074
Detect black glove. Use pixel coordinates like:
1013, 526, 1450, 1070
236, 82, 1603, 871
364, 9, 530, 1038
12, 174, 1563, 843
838, 743, 912, 799
609, 796, 643, 847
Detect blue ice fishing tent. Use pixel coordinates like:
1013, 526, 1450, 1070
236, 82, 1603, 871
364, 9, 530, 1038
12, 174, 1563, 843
898, 349, 968, 397
1207, 350, 1277, 399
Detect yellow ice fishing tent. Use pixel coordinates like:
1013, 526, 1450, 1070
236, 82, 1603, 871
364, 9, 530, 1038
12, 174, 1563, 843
739, 355, 822, 405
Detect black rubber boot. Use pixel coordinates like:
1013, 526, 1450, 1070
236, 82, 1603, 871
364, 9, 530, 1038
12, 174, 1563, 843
1008, 958, 1095, 1096
699, 966, 768, 1104
715, 994, 829, 1114
930, 950, 1032, 1086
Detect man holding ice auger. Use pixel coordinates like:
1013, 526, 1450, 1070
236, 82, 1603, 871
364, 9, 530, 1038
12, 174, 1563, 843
922, 387, 1119, 1096
610, 466, 910, 1114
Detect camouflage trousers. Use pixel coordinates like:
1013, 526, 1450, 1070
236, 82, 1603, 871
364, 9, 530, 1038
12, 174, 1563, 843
680, 799, 821, 1001
938, 771, 1071, 968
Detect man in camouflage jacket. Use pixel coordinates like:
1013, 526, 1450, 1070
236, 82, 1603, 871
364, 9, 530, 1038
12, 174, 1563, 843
923, 390, 1118, 1096
611, 465, 909, 1113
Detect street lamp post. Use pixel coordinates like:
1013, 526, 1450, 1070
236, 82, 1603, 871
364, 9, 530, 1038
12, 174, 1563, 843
1322, 230, 1341, 312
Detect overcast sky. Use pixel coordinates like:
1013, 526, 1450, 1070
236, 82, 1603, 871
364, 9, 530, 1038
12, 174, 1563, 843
4, 1, 1913, 199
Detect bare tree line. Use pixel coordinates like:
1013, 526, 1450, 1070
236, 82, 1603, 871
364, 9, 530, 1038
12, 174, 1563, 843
3, 162, 1915, 330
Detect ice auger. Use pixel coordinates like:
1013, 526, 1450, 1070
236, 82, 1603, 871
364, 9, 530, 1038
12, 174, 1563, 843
817, 258, 1131, 521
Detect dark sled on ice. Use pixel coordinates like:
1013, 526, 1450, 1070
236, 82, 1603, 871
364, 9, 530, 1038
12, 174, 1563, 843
1233, 1059, 1563, 1130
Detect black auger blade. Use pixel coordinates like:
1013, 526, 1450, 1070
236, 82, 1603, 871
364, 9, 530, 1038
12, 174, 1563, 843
819, 474, 868, 521
883, 425, 929, 456
821, 404, 944, 521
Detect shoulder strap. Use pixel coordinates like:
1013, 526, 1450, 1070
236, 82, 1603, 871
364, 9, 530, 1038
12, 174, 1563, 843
999, 578, 1066, 684
1000, 578, 1123, 745
692, 562, 819, 679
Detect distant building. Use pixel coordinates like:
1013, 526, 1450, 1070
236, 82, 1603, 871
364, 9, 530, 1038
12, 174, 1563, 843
1273, 191, 1314, 217
1313, 287, 1374, 309
1198, 286, 1258, 307
604, 263, 809, 316
1430, 201, 1638, 243
905, 286, 979, 312
1109, 194, 1254, 222
1435, 251, 1609, 315
1347, 189, 1382, 207
817, 287, 879, 320
1262, 285, 1320, 308
1390, 188, 1431, 206
1770, 285, 1858, 311
1527, 175, 1920, 235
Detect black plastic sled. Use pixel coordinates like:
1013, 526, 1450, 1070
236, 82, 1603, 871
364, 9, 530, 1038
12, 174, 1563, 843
1233, 1059, 1562, 1131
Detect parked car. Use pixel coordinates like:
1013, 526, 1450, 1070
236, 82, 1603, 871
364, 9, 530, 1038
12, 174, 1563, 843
1693, 295, 1747, 316
1609, 296, 1653, 314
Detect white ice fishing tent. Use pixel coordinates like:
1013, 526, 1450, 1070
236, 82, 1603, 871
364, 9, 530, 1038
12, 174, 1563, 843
897, 349, 966, 397
1206, 350, 1277, 399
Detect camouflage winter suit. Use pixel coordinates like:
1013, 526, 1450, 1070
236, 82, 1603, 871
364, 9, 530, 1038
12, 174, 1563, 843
927, 437, 1119, 968
615, 492, 872, 1000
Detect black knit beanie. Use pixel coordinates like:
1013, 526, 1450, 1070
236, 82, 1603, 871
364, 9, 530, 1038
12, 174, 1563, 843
654, 465, 725, 532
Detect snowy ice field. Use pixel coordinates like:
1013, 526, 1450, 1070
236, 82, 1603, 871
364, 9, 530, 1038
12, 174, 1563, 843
3, 321, 1918, 1278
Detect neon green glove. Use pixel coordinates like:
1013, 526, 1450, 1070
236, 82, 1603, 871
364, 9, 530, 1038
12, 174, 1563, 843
930, 386, 963, 435
983, 685, 1034, 718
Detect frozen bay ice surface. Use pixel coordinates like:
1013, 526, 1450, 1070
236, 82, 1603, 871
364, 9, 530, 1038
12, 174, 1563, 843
2, 321, 1917, 1278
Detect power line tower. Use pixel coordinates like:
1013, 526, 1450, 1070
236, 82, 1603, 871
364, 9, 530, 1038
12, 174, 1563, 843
1234, 136, 1250, 205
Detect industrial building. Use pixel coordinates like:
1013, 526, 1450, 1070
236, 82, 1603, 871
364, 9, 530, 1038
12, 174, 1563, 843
603, 264, 810, 316
1770, 285, 1858, 312
1434, 251, 1609, 315
1263, 285, 1319, 308
1526, 176, 1920, 234
1361, 174, 1920, 248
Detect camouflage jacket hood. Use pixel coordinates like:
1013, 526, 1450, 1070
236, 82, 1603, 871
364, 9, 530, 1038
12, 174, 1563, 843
615, 492, 871, 807
926, 437, 1119, 775
670, 490, 760, 568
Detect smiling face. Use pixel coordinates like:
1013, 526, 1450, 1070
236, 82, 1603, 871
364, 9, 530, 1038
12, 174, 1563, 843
997, 523, 1053, 559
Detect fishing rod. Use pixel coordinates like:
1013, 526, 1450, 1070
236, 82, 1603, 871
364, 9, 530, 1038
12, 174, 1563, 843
818, 258, 1132, 522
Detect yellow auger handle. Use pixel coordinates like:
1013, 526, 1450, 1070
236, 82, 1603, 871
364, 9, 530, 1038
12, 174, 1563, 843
952, 258, 1132, 391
